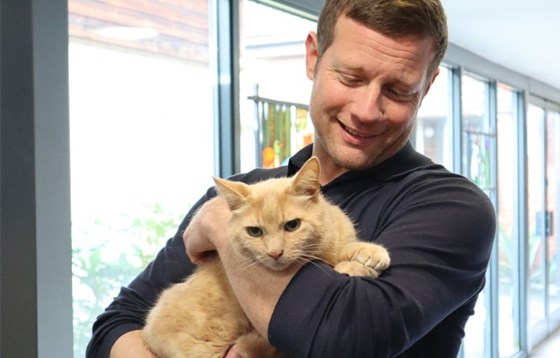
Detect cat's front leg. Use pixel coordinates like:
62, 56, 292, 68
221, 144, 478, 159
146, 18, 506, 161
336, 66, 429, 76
334, 242, 390, 278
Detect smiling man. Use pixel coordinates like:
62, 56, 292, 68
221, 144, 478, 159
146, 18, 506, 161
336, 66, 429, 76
305, 14, 439, 182
88, 1, 496, 357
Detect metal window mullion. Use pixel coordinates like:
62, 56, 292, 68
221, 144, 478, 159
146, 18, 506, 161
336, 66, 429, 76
212, 0, 241, 178
255, 0, 321, 19
451, 66, 463, 175
517, 90, 529, 353
487, 79, 500, 358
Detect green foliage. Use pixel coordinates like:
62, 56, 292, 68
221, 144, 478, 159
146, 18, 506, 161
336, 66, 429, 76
126, 203, 182, 268
72, 203, 185, 357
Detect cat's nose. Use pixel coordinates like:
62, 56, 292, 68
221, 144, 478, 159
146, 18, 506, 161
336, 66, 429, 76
267, 250, 284, 260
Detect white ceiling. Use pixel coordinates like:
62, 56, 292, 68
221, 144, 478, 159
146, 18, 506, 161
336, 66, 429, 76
442, 0, 560, 91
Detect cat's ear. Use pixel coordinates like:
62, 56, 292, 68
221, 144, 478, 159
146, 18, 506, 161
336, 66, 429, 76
213, 177, 250, 211
291, 156, 321, 199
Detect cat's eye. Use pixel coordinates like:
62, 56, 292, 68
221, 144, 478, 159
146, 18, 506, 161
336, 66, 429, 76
246, 226, 263, 237
284, 219, 301, 232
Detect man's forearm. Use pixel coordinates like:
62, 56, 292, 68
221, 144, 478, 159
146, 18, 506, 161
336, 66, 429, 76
110, 330, 156, 358
217, 244, 302, 337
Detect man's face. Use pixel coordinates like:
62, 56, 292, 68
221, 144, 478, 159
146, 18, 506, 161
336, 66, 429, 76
305, 15, 439, 182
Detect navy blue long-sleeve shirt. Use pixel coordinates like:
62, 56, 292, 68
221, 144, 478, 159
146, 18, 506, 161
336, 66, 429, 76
87, 142, 496, 357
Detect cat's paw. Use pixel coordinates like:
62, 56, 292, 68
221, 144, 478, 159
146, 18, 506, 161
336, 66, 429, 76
335, 242, 390, 277
334, 260, 381, 277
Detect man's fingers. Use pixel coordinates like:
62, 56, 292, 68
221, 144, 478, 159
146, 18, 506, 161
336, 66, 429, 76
183, 196, 231, 263
224, 345, 242, 358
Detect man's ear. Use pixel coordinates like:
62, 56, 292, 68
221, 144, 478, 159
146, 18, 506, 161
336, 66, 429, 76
305, 31, 319, 80
423, 67, 440, 97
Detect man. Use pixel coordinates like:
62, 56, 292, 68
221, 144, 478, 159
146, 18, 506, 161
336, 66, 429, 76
88, 0, 496, 357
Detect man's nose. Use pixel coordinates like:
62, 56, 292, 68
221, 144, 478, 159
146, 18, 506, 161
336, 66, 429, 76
352, 84, 383, 123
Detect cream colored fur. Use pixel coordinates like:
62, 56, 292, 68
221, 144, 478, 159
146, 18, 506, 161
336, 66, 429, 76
143, 157, 390, 357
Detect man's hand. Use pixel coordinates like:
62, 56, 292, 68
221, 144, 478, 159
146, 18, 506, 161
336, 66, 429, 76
183, 196, 231, 264
110, 330, 156, 358
224, 345, 243, 358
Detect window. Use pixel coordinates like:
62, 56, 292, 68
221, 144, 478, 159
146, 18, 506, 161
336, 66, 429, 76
496, 84, 521, 357
238, 0, 316, 171
461, 74, 494, 190
414, 66, 453, 170
461, 73, 496, 358
525, 101, 560, 349
69, 1, 214, 355
547, 109, 560, 326
526, 104, 547, 345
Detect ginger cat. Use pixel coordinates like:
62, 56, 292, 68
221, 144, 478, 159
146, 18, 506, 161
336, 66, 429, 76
143, 157, 390, 358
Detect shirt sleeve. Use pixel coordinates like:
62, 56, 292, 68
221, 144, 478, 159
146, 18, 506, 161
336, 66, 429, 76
268, 174, 496, 357
85, 188, 216, 358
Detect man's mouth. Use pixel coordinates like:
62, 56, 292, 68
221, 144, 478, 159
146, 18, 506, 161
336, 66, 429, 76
340, 121, 377, 138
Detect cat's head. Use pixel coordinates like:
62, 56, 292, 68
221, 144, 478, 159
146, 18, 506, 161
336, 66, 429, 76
214, 157, 327, 271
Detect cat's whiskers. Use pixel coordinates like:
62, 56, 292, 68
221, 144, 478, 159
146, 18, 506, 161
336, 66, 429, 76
296, 257, 335, 277
236, 256, 263, 274
299, 241, 329, 251
294, 244, 329, 260
299, 253, 332, 266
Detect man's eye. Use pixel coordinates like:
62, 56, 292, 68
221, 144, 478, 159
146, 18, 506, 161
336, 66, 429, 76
284, 219, 301, 232
246, 226, 263, 237
388, 89, 414, 102
337, 73, 361, 86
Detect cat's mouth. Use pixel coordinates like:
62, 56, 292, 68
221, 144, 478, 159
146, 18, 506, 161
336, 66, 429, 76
263, 259, 292, 271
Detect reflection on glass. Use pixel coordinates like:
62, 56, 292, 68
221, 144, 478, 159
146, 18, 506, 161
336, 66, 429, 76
466, 133, 493, 188
527, 104, 546, 330
414, 66, 452, 170
239, 1, 315, 171
461, 73, 494, 358
496, 84, 520, 357
256, 101, 312, 168
461, 75, 494, 190
547, 111, 560, 318
69, 1, 213, 356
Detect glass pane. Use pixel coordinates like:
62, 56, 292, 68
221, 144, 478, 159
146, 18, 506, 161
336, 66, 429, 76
462, 75, 493, 134
527, 104, 547, 329
461, 74, 494, 358
69, 1, 213, 356
239, 0, 316, 171
414, 66, 453, 170
547, 110, 560, 317
496, 84, 521, 357
462, 74, 494, 190
464, 286, 489, 358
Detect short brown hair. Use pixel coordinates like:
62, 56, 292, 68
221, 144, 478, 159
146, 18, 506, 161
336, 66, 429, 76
316, 0, 448, 75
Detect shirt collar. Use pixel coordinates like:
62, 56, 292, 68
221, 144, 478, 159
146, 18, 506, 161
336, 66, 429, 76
287, 141, 436, 183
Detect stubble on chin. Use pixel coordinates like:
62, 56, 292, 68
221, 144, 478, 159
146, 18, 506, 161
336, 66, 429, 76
328, 130, 410, 172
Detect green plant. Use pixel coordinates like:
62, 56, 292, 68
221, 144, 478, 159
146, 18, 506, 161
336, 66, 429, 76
72, 203, 185, 357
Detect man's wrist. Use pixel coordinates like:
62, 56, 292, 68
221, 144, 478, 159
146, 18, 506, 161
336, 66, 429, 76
110, 330, 156, 358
